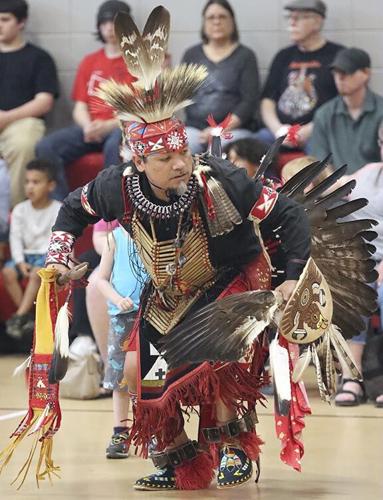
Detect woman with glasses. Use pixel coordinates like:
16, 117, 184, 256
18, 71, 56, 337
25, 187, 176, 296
181, 0, 259, 154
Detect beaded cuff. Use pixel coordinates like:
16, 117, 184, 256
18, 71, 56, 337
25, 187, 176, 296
45, 231, 76, 267
248, 186, 278, 223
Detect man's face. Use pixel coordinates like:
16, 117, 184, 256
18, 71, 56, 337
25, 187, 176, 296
0, 13, 24, 44
333, 69, 370, 97
286, 10, 323, 44
135, 148, 194, 194
99, 20, 117, 44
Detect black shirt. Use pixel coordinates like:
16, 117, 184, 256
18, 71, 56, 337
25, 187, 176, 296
53, 158, 311, 280
262, 41, 343, 125
0, 43, 59, 111
182, 44, 259, 130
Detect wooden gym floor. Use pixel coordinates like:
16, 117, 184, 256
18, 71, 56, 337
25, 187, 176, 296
0, 355, 382, 500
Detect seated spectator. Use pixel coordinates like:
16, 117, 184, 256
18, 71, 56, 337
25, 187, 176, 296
334, 124, 383, 407
36, 0, 133, 200
257, 0, 342, 150
0, 0, 58, 207
309, 47, 383, 174
181, 0, 259, 154
224, 138, 274, 178
2, 159, 61, 338
0, 156, 11, 266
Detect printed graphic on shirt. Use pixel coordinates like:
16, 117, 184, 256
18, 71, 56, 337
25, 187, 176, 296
278, 61, 320, 121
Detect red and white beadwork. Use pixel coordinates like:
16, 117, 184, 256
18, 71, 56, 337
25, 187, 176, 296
123, 117, 188, 156
248, 186, 279, 223
81, 183, 98, 217
46, 231, 76, 267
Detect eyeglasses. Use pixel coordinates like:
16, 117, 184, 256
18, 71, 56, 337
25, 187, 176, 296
284, 12, 317, 22
205, 14, 231, 22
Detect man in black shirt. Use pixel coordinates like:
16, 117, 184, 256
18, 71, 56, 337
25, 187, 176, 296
0, 0, 58, 206
256, 0, 342, 150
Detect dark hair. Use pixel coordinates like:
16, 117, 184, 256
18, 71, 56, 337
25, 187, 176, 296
95, 0, 131, 43
0, 0, 28, 21
200, 0, 239, 43
224, 138, 270, 167
26, 159, 57, 182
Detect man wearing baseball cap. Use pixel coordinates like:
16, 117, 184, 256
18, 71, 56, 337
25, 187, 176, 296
310, 47, 383, 174
36, 1, 133, 201
257, 0, 343, 150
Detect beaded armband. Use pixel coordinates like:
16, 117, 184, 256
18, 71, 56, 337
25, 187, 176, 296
81, 183, 98, 217
45, 231, 76, 267
248, 185, 278, 223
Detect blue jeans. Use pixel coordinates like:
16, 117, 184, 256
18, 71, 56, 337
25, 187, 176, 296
185, 126, 253, 154
35, 125, 122, 200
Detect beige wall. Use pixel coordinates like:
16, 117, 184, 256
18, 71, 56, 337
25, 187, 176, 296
26, 0, 383, 129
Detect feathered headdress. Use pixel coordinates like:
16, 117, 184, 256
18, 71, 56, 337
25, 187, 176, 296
97, 6, 208, 156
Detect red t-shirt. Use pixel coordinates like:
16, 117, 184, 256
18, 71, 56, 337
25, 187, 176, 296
71, 48, 133, 120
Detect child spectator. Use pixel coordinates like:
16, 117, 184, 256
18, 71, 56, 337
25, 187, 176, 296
2, 159, 61, 338
36, 0, 133, 200
97, 225, 143, 458
0, 0, 58, 206
224, 138, 276, 178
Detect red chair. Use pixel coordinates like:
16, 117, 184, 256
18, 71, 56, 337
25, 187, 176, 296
66, 153, 104, 256
66, 152, 104, 192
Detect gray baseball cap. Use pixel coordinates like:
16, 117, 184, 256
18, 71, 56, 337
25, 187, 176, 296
331, 48, 371, 74
285, 0, 326, 17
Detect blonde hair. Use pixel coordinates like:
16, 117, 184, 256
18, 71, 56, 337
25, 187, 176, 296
281, 155, 333, 188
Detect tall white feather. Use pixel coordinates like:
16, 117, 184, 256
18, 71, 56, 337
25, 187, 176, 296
292, 347, 312, 383
12, 355, 31, 377
269, 337, 291, 416
55, 301, 70, 358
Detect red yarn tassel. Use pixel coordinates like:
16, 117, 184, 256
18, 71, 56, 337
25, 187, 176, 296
175, 451, 215, 490
286, 124, 301, 148
200, 172, 216, 220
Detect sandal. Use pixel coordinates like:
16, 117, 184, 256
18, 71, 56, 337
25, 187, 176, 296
335, 378, 367, 407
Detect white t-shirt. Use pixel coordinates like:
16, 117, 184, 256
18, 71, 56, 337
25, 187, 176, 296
10, 199, 62, 263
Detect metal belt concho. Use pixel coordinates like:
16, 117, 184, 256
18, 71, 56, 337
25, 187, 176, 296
150, 440, 199, 469
202, 411, 258, 443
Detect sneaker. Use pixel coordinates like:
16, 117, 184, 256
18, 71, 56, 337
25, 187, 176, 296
6, 314, 29, 339
134, 467, 176, 490
217, 444, 253, 489
106, 431, 130, 459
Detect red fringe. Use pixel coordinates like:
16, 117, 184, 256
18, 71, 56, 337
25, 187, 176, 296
175, 451, 214, 490
129, 361, 266, 457
238, 431, 263, 461
129, 363, 220, 456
